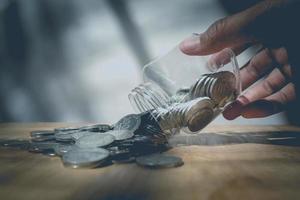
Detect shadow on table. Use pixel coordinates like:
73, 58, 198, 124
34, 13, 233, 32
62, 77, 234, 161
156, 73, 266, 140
169, 131, 300, 147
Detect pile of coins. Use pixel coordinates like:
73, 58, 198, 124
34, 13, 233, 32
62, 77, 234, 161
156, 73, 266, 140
0, 113, 183, 169
0, 71, 237, 169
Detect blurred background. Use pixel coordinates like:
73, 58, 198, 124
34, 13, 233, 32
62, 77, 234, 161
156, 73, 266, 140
0, 0, 287, 124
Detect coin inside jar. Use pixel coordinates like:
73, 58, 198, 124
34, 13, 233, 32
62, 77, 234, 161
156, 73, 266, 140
184, 97, 214, 132
209, 71, 237, 106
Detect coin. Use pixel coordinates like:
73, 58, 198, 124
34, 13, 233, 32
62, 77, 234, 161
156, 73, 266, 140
54, 144, 74, 156
209, 71, 236, 106
187, 107, 214, 132
54, 127, 79, 132
31, 135, 56, 142
184, 97, 214, 132
30, 130, 55, 137
71, 131, 95, 141
114, 114, 141, 132
54, 130, 79, 142
106, 130, 134, 140
75, 133, 115, 148
42, 149, 57, 157
0, 139, 30, 150
28, 142, 59, 153
79, 124, 112, 132
62, 147, 109, 168
136, 154, 184, 169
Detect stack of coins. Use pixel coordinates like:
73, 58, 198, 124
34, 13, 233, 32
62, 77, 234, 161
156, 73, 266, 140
189, 71, 237, 106
154, 97, 214, 132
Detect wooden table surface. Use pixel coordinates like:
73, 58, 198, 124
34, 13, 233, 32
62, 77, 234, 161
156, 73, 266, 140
1, 123, 300, 200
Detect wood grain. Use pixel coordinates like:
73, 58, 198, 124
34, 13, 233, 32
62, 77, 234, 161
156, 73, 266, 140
0, 123, 300, 200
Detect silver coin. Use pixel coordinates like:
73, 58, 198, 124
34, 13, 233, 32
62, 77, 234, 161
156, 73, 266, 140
136, 154, 184, 169
192, 77, 204, 97
28, 142, 59, 153
30, 130, 55, 137
199, 76, 211, 97
0, 139, 30, 150
54, 144, 74, 156
79, 124, 111, 132
54, 130, 79, 142
106, 130, 134, 141
71, 131, 95, 141
62, 147, 109, 168
54, 127, 79, 132
209, 71, 236, 105
194, 76, 206, 98
42, 149, 57, 157
75, 133, 115, 148
31, 135, 56, 142
114, 114, 141, 132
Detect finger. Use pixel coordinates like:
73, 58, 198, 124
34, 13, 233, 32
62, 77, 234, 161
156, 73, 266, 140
179, 20, 251, 56
223, 65, 292, 120
269, 47, 291, 79
240, 100, 283, 118
223, 95, 250, 120
241, 83, 295, 118
270, 47, 289, 66
240, 48, 274, 90
265, 83, 296, 104
179, 1, 274, 55
241, 67, 287, 103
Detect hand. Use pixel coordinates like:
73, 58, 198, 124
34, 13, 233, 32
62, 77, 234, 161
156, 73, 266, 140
179, 0, 296, 120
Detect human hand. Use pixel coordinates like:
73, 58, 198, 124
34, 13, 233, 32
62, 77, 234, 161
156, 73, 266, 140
179, 0, 296, 120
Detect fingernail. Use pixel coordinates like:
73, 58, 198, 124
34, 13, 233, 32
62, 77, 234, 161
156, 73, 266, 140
179, 34, 201, 54
223, 96, 249, 120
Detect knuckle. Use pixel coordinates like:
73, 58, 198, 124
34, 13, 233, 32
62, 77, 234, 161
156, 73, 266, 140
278, 90, 289, 103
202, 18, 228, 45
247, 58, 260, 77
273, 47, 288, 65
262, 79, 277, 94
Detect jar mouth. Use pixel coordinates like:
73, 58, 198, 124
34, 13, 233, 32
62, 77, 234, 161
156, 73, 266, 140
128, 82, 171, 113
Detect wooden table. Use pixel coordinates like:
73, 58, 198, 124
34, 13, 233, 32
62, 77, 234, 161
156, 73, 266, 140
1, 123, 300, 200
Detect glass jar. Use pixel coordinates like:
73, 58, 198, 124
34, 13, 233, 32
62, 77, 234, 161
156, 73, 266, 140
129, 39, 241, 136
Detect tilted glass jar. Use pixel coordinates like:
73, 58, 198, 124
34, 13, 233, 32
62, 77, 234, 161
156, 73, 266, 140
129, 39, 241, 137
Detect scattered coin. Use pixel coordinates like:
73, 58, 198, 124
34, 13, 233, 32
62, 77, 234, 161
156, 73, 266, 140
54, 127, 79, 132
106, 130, 134, 141
54, 130, 79, 142
62, 147, 109, 168
30, 130, 55, 137
54, 144, 74, 156
114, 114, 141, 132
71, 131, 95, 141
28, 142, 58, 153
75, 133, 115, 148
31, 134, 56, 142
0, 139, 30, 150
79, 124, 112, 132
136, 154, 184, 169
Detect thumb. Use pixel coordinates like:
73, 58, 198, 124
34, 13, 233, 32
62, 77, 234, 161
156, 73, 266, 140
179, 0, 276, 55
